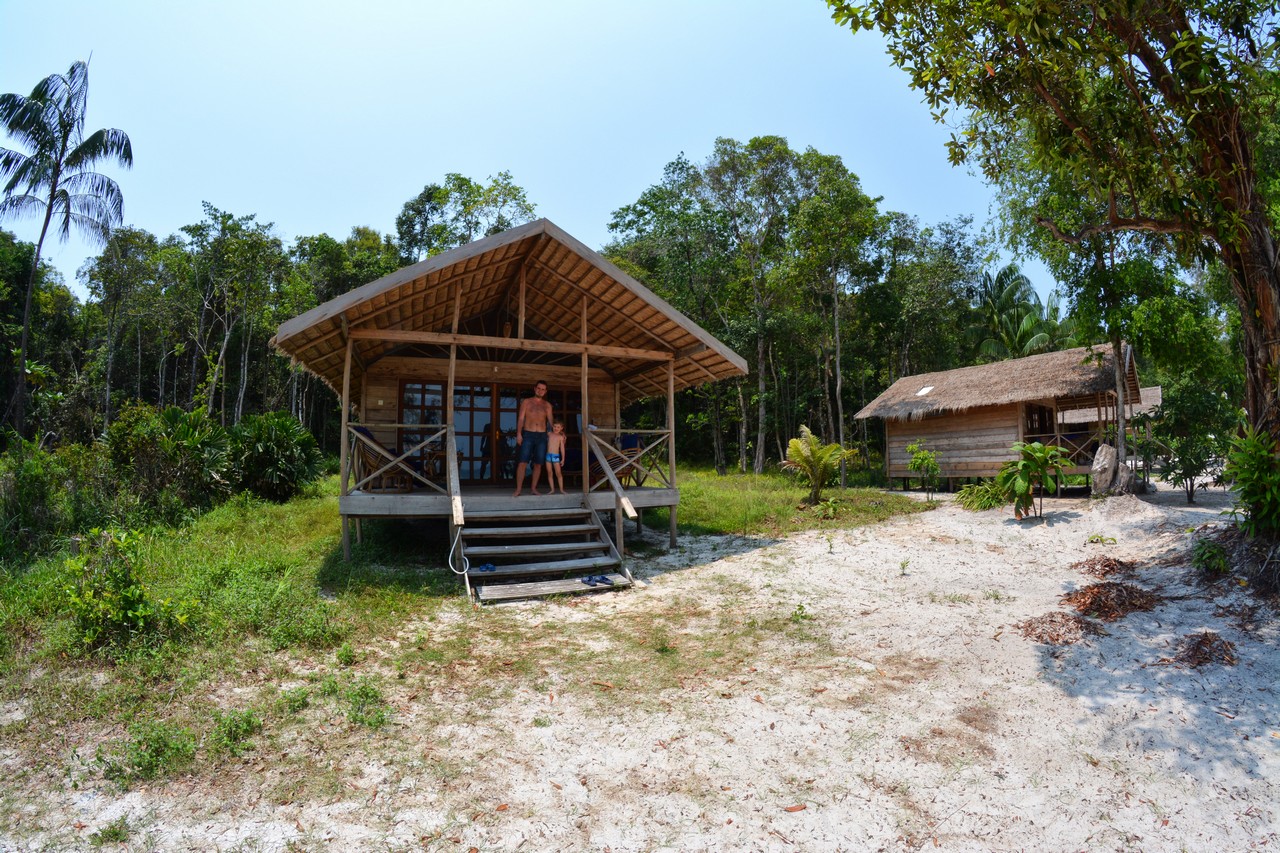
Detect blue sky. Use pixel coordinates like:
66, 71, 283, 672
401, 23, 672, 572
1, 0, 1052, 297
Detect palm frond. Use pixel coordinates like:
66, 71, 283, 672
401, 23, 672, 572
65, 127, 133, 170
0, 193, 47, 222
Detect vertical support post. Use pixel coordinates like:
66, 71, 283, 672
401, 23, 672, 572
518, 265, 526, 339
448, 280, 460, 484
667, 357, 677, 547
340, 336, 353, 561
581, 294, 589, 496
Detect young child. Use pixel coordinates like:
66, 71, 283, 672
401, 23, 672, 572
545, 420, 568, 495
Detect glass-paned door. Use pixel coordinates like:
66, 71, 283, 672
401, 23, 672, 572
400, 381, 586, 485
399, 382, 444, 477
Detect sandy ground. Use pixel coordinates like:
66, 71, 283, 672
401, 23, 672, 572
5, 486, 1279, 851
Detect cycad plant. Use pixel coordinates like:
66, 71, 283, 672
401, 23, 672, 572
781, 425, 856, 504
995, 441, 1068, 520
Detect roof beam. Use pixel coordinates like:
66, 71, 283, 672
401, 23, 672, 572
347, 328, 673, 362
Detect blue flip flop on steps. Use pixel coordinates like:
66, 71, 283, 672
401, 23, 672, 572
580, 574, 613, 587
580, 576, 598, 587
476, 563, 497, 573
594, 574, 614, 586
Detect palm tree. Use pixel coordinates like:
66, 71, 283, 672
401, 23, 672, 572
0, 60, 132, 434
969, 263, 1076, 360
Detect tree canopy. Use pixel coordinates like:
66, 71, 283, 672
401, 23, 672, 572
827, 0, 1280, 435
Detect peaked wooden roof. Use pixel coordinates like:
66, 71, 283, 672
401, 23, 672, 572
271, 219, 747, 406
855, 345, 1142, 422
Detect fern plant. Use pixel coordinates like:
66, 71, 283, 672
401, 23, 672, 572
996, 441, 1068, 520
955, 479, 1009, 511
780, 425, 856, 504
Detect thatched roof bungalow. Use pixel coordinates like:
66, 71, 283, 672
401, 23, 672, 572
271, 218, 748, 582
855, 345, 1142, 482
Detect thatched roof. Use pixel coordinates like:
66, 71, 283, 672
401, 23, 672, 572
1060, 385, 1161, 424
270, 219, 747, 408
854, 345, 1141, 422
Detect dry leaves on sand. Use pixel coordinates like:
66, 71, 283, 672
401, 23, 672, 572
1171, 631, 1238, 668
1061, 581, 1161, 621
1014, 611, 1105, 645
1069, 555, 1135, 578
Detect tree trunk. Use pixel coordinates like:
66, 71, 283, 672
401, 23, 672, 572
754, 331, 767, 474
710, 386, 726, 476
736, 380, 749, 474
1111, 336, 1128, 466
1223, 211, 1280, 436
10, 200, 56, 436
834, 274, 847, 488
235, 324, 252, 424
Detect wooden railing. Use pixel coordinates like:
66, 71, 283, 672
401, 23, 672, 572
586, 432, 637, 521
1025, 429, 1109, 468
586, 428, 673, 492
346, 422, 447, 495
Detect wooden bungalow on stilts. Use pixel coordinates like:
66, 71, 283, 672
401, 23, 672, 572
270, 219, 747, 603
854, 345, 1143, 488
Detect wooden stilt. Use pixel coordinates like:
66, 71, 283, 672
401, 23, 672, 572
667, 359, 677, 547
340, 336, 353, 561
355, 517, 363, 544
581, 296, 589, 496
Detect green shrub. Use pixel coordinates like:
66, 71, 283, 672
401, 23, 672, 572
780, 425, 856, 504
1224, 425, 1280, 538
158, 406, 230, 509
905, 439, 941, 500
280, 686, 311, 713
229, 412, 322, 502
1192, 538, 1231, 577
0, 434, 62, 556
955, 479, 1009, 511
62, 530, 191, 652
346, 678, 388, 728
97, 718, 196, 783
209, 708, 262, 756
996, 441, 1068, 520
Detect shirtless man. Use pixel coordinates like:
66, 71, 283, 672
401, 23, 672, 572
512, 380, 554, 496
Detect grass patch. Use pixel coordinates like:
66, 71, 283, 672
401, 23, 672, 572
97, 719, 196, 785
88, 815, 131, 846
646, 465, 927, 537
209, 708, 263, 757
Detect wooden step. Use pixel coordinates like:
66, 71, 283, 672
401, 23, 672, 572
465, 540, 609, 559
467, 554, 620, 580
463, 507, 590, 521
463, 523, 598, 538
476, 573, 632, 602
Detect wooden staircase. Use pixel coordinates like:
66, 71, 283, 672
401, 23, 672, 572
459, 505, 632, 603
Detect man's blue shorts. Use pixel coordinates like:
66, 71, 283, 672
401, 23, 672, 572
518, 430, 548, 464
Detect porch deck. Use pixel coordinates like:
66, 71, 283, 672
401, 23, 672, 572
339, 483, 678, 518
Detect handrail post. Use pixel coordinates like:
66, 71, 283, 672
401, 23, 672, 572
587, 432, 636, 519
447, 425, 465, 529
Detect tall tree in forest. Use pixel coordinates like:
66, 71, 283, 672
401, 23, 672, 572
827, 0, 1280, 439
608, 154, 740, 474
703, 136, 800, 474
395, 171, 537, 261
82, 226, 157, 428
0, 60, 132, 435
786, 149, 882, 483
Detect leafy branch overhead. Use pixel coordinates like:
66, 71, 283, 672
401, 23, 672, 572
827, 0, 1280, 438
